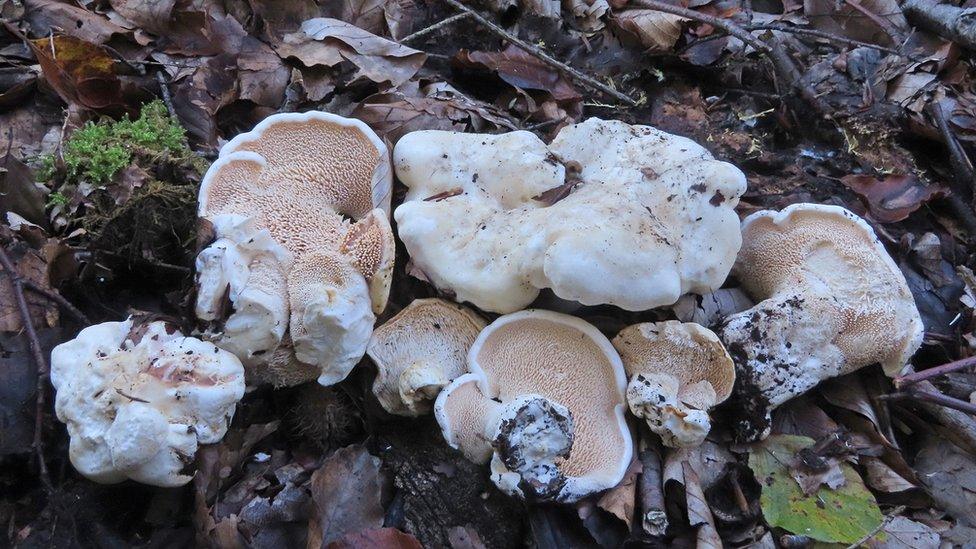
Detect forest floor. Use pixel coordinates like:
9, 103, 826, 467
1, 0, 976, 547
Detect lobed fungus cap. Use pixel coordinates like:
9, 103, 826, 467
434, 310, 632, 502
195, 111, 395, 387
393, 118, 747, 313
613, 321, 735, 447
367, 299, 486, 416
50, 319, 245, 486
719, 203, 924, 440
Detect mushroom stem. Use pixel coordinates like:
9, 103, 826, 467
487, 395, 575, 501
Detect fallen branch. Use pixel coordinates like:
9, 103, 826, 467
880, 385, 976, 414
19, 279, 90, 325
438, 0, 639, 106
0, 244, 54, 492
637, 426, 668, 538
894, 356, 976, 390
927, 102, 976, 207
155, 71, 177, 119
903, 0, 976, 51
745, 23, 907, 57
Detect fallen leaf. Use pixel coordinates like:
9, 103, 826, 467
596, 456, 640, 528
0, 329, 63, 455
107, 0, 176, 35
277, 18, 425, 86
28, 35, 128, 114
0, 238, 59, 332
803, 0, 908, 46
612, 9, 685, 51
307, 444, 384, 549
326, 528, 422, 549
913, 435, 976, 528
0, 145, 47, 227
866, 516, 940, 548
749, 435, 883, 544
839, 173, 947, 223
456, 44, 582, 103
23, 0, 128, 44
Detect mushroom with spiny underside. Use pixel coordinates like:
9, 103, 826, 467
194, 111, 394, 388
434, 309, 632, 502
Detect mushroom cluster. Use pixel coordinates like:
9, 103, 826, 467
194, 112, 395, 387
393, 118, 748, 313
47, 112, 926, 506
50, 319, 245, 486
718, 203, 924, 440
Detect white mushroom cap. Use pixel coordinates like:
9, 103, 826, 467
718, 204, 924, 440
612, 321, 735, 448
50, 319, 245, 486
367, 298, 486, 416
195, 112, 394, 387
394, 118, 747, 313
433, 310, 633, 502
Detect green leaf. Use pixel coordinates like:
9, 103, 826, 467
749, 435, 882, 544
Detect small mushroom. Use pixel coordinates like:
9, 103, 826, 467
50, 318, 245, 486
393, 118, 747, 313
718, 204, 924, 440
195, 111, 395, 387
613, 321, 735, 448
434, 310, 632, 502
367, 298, 486, 416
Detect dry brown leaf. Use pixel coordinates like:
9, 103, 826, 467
326, 528, 422, 549
865, 516, 940, 548
803, 0, 908, 45
23, 0, 128, 44
306, 445, 385, 549
277, 18, 425, 86
107, 0, 176, 35
0, 240, 58, 332
456, 44, 582, 103
612, 9, 686, 51
597, 457, 640, 529
1, 146, 47, 227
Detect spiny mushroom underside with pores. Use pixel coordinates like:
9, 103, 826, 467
717, 203, 924, 441
49, 317, 245, 487
434, 310, 632, 503
193, 112, 396, 388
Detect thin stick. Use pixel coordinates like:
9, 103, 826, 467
844, 505, 906, 549
745, 23, 906, 56
842, 0, 906, 44
0, 245, 54, 492
880, 389, 976, 415
438, 0, 638, 106
400, 12, 473, 43
894, 356, 976, 390
629, 0, 770, 52
22, 280, 90, 325
155, 71, 177, 119
637, 425, 668, 538
928, 102, 976, 204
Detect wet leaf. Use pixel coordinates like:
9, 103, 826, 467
28, 35, 128, 114
839, 174, 947, 223
749, 435, 883, 544
307, 444, 384, 548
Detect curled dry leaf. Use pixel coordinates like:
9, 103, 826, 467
277, 18, 425, 86
0, 238, 59, 332
307, 445, 385, 548
612, 9, 686, 51
839, 173, 947, 223
23, 0, 128, 44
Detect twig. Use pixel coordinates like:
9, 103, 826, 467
0, 245, 54, 492
22, 279, 90, 325
844, 505, 906, 548
637, 425, 668, 538
894, 356, 976, 390
437, 0, 638, 106
745, 23, 906, 57
927, 102, 976, 207
400, 12, 473, 43
629, 0, 770, 53
155, 71, 177, 119
903, 0, 976, 51
880, 389, 976, 415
